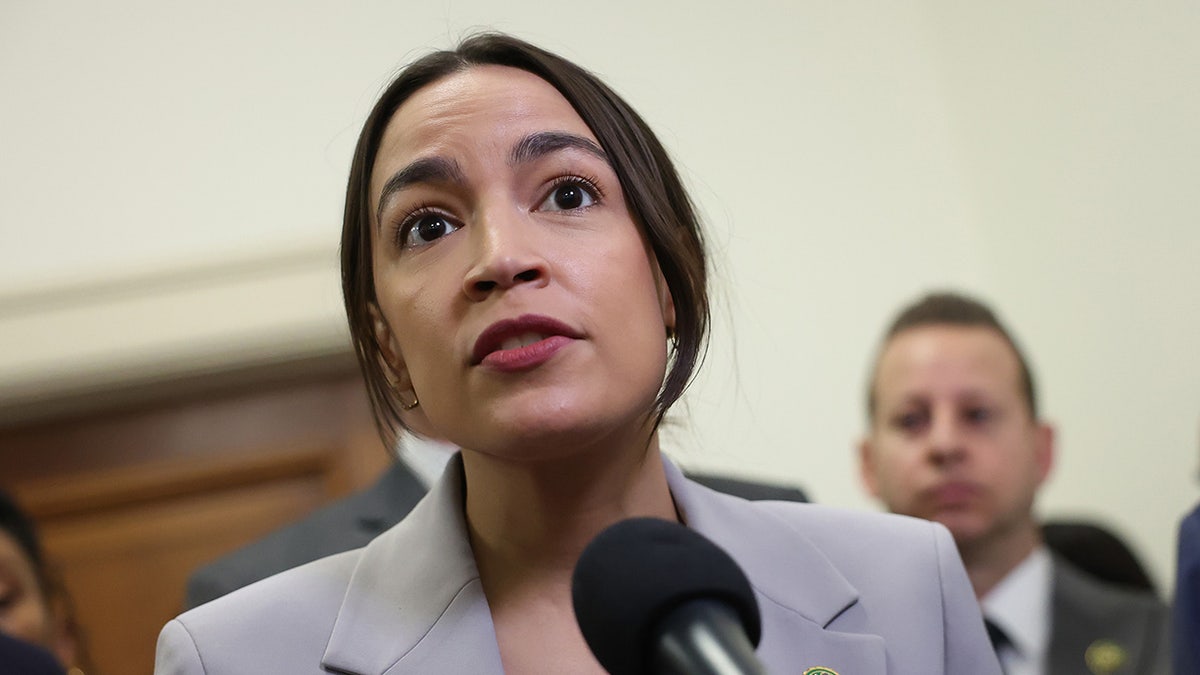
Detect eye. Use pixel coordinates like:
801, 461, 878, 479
891, 409, 928, 433
538, 178, 599, 212
964, 406, 993, 425
400, 211, 460, 249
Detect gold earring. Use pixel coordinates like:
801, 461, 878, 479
401, 393, 420, 411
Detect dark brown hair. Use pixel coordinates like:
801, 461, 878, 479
866, 291, 1038, 420
0, 489, 48, 594
341, 33, 709, 447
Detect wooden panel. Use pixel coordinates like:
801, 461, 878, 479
40, 468, 330, 675
0, 368, 391, 675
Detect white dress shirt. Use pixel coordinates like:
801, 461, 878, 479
981, 546, 1053, 675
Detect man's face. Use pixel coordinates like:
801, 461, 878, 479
859, 325, 1053, 548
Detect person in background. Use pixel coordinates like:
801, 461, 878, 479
185, 435, 447, 609
858, 291, 1169, 674
0, 630, 66, 675
1175, 431, 1200, 674
0, 489, 89, 675
156, 33, 999, 673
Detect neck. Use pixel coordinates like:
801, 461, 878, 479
958, 520, 1042, 599
462, 429, 678, 598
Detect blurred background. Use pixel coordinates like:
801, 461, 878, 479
2, 2, 1197, 673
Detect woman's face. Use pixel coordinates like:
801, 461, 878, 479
369, 65, 675, 459
0, 530, 53, 651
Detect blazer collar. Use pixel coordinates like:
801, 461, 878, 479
322, 454, 503, 675
322, 454, 863, 674
663, 459, 860, 628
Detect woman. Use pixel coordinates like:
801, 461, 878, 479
0, 490, 85, 675
157, 33, 1000, 674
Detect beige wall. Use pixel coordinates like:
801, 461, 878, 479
2, 1, 1197, 591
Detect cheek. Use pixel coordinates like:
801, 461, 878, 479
874, 445, 927, 494
379, 274, 450, 356
0, 595, 51, 644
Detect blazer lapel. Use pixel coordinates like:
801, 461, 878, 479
664, 458, 888, 672
324, 454, 888, 674
322, 455, 504, 675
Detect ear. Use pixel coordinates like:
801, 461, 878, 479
368, 302, 411, 391
661, 286, 676, 336
651, 262, 676, 335
1033, 422, 1055, 486
50, 613, 78, 670
46, 586, 79, 669
858, 436, 882, 499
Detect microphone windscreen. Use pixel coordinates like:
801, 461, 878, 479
571, 517, 761, 675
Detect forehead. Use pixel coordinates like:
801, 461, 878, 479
371, 65, 596, 190
875, 325, 1023, 400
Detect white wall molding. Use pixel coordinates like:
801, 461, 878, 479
0, 245, 351, 423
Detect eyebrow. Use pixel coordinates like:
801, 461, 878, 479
510, 131, 608, 166
375, 156, 466, 227
374, 132, 608, 228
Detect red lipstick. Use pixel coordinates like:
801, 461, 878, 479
472, 314, 581, 372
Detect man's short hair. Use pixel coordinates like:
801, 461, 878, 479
866, 291, 1039, 421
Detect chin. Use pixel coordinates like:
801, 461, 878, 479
462, 410, 635, 462
532, 384, 654, 428
931, 513, 993, 546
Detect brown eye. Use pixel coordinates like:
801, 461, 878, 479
539, 179, 597, 212
964, 407, 993, 424
893, 410, 928, 433
402, 213, 460, 248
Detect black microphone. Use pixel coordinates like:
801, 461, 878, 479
571, 517, 768, 675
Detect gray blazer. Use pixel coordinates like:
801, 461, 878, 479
185, 463, 806, 609
1047, 554, 1171, 674
157, 455, 1001, 674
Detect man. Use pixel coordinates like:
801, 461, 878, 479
185, 435, 443, 609
858, 292, 1169, 674
187, 436, 807, 608
1175, 431, 1200, 674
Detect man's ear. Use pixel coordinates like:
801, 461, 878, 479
858, 436, 882, 499
1033, 422, 1055, 487
369, 303, 409, 389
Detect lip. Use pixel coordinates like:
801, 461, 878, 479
471, 314, 582, 371
926, 481, 981, 507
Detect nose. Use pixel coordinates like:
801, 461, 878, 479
926, 407, 967, 467
462, 207, 549, 301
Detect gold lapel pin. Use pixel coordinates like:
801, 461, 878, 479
802, 668, 839, 675
1085, 639, 1128, 674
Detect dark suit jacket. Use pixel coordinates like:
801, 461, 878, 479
1175, 503, 1200, 675
687, 472, 808, 502
186, 461, 427, 608
0, 631, 65, 675
186, 461, 807, 608
1048, 554, 1170, 674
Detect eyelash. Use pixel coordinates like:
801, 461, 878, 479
393, 202, 450, 248
388, 172, 608, 249
545, 173, 605, 205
